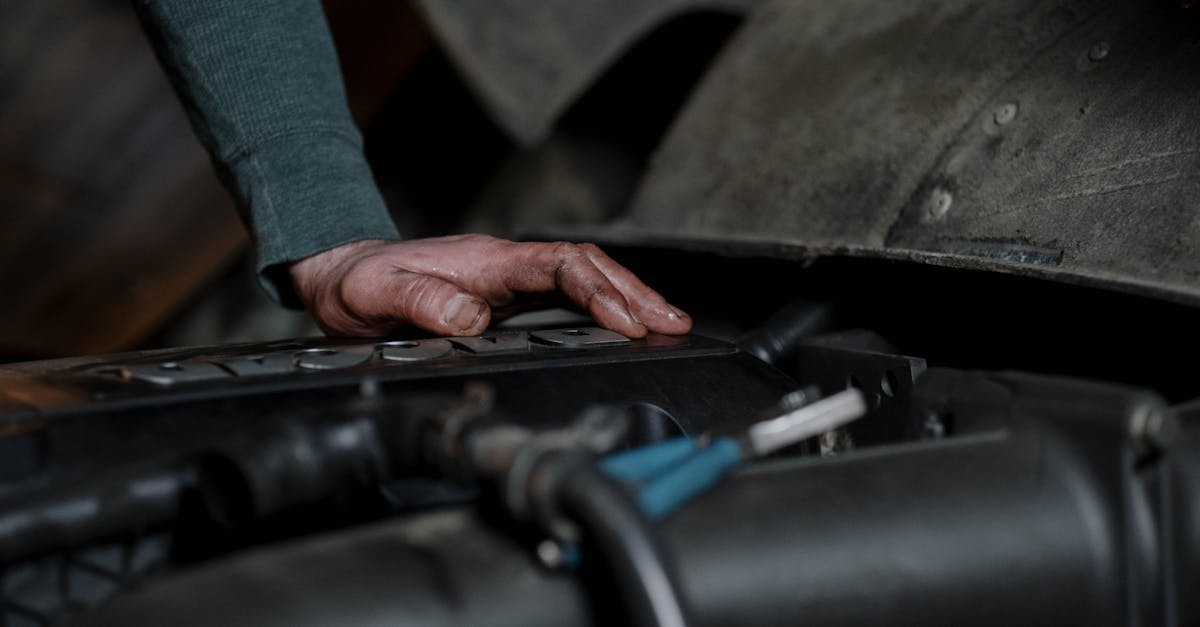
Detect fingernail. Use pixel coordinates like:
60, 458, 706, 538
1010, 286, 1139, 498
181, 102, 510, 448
443, 296, 486, 332
668, 306, 690, 320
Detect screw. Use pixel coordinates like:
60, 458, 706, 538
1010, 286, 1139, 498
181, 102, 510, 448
1088, 41, 1110, 62
993, 102, 1018, 126
927, 188, 953, 220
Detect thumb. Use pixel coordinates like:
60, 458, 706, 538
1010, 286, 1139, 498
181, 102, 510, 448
355, 270, 491, 336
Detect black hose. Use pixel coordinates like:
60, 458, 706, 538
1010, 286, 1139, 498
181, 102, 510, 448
557, 465, 690, 627
737, 299, 832, 366
0, 463, 188, 563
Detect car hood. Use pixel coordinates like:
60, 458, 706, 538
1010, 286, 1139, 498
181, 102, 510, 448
573, 0, 1200, 306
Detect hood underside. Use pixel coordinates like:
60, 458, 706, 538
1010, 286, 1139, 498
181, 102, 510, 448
580, 0, 1200, 306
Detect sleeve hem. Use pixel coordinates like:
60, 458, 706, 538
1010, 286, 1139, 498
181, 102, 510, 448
222, 130, 400, 307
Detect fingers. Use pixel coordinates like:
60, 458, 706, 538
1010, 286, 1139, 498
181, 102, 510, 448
293, 237, 690, 340
340, 265, 491, 336
577, 244, 691, 335
502, 242, 648, 338
549, 244, 649, 338
506, 240, 696, 336
495, 241, 692, 338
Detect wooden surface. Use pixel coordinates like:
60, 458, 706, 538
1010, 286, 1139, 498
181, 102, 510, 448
0, 0, 248, 357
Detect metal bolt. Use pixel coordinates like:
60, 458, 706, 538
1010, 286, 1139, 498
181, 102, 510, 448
927, 188, 953, 220
1088, 41, 1110, 62
993, 102, 1018, 126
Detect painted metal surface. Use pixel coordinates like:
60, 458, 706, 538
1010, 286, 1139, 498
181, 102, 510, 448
607, 0, 1200, 305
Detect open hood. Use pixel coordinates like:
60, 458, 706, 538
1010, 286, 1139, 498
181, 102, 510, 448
593, 0, 1200, 306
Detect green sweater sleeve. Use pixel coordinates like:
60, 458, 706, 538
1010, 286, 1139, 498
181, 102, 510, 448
133, 0, 400, 306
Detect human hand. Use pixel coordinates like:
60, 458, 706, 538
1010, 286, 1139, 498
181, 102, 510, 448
288, 235, 692, 338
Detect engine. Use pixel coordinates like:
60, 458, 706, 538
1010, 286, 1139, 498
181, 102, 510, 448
1, 293, 1197, 626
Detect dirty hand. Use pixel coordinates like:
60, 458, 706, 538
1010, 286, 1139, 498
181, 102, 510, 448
289, 235, 692, 338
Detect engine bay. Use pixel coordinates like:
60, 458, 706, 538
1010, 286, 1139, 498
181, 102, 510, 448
1, 253, 1197, 626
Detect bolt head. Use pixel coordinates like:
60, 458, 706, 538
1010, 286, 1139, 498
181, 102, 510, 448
993, 102, 1018, 126
927, 188, 954, 220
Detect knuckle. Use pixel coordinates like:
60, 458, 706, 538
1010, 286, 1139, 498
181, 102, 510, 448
551, 241, 584, 261
466, 233, 507, 252
550, 242, 588, 277
394, 274, 441, 306
394, 276, 464, 325
578, 242, 603, 256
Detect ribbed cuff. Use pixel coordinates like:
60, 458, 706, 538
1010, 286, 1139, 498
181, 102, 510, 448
223, 130, 400, 307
